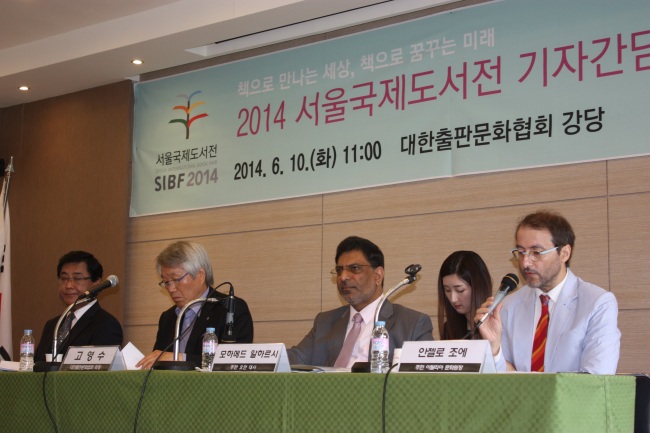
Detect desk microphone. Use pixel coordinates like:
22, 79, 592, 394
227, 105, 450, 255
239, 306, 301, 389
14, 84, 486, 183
78, 275, 119, 300
222, 284, 236, 343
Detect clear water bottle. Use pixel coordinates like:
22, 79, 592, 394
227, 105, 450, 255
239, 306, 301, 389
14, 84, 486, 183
370, 321, 390, 373
201, 327, 217, 370
19, 329, 35, 371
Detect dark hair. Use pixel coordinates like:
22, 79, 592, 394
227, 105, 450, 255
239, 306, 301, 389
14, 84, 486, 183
335, 236, 384, 269
57, 250, 103, 282
437, 251, 492, 340
516, 210, 575, 266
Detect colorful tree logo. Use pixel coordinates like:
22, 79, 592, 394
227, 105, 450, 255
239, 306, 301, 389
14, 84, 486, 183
169, 90, 208, 139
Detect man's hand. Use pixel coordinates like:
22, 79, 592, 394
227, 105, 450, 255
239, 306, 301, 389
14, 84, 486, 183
474, 297, 503, 356
135, 350, 176, 369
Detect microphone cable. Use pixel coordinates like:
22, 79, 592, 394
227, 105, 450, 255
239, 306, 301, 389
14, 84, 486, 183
381, 363, 400, 433
132, 309, 199, 433
41, 368, 59, 433
41, 297, 81, 433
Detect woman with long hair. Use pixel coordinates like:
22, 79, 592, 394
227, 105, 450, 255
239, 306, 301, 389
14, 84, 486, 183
437, 251, 493, 340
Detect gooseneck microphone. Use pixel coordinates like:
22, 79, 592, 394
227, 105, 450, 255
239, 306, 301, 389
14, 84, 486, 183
373, 264, 422, 324
221, 284, 236, 343
78, 275, 119, 300
465, 273, 519, 339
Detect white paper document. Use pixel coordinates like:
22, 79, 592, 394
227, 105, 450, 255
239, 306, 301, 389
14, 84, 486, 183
121, 342, 145, 370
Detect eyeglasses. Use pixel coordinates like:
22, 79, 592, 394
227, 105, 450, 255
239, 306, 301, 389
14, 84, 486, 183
330, 264, 373, 275
159, 272, 190, 288
58, 276, 92, 285
511, 246, 560, 262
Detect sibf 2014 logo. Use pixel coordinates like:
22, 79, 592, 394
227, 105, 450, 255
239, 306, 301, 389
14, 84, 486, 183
169, 90, 208, 139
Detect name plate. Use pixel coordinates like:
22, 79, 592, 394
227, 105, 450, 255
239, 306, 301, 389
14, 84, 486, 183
398, 340, 496, 373
59, 346, 125, 371
211, 343, 290, 372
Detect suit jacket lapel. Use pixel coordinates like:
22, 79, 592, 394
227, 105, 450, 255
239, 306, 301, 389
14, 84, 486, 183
325, 308, 350, 366
546, 269, 578, 369
379, 300, 395, 329
65, 302, 99, 343
187, 301, 215, 350
59, 302, 100, 355
512, 289, 536, 371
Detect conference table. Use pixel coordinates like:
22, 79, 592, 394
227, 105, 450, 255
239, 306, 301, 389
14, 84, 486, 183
0, 371, 635, 432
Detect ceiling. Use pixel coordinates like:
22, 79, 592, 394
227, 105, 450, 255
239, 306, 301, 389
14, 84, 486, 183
0, 0, 454, 109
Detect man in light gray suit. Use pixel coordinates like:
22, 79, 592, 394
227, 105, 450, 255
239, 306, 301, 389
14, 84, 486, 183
288, 236, 433, 367
477, 211, 620, 374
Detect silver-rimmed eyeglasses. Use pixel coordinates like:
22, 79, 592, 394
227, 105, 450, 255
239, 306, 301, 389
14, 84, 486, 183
511, 246, 560, 262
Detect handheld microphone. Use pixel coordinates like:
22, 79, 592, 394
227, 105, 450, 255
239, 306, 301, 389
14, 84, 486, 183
222, 285, 236, 343
78, 275, 119, 299
475, 273, 519, 327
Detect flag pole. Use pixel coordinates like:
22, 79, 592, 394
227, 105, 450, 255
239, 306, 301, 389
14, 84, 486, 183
3, 157, 14, 213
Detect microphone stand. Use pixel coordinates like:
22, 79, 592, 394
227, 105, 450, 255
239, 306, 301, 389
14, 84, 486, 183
351, 264, 421, 373
373, 264, 421, 325
33, 296, 94, 372
153, 297, 222, 371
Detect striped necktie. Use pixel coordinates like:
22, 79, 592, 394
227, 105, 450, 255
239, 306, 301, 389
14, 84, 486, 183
58, 312, 75, 345
531, 294, 550, 372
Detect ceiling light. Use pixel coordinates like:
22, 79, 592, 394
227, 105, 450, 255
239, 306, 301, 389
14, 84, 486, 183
18, 86, 29, 91
132, 59, 143, 65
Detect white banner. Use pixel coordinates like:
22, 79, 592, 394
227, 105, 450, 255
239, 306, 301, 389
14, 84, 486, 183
131, 0, 650, 216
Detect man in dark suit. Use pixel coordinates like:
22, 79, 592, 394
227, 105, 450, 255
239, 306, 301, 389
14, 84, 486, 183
136, 241, 254, 369
35, 251, 123, 362
288, 236, 433, 367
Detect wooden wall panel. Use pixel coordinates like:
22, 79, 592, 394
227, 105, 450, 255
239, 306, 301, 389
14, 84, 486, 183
125, 240, 174, 326
0, 81, 132, 356
123, 325, 158, 355
618, 310, 650, 373
608, 155, 650, 196
128, 195, 323, 243
323, 162, 607, 223
201, 226, 323, 322
253, 320, 315, 347
608, 193, 650, 310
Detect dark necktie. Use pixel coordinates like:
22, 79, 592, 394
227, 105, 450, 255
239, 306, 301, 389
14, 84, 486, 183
58, 312, 75, 345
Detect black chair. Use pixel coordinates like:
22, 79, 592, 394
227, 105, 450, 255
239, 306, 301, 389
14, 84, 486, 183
635, 374, 650, 433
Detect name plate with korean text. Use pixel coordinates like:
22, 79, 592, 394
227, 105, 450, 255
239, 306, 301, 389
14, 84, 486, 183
59, 346, 125, 371
398, 340, 496, 373
211, 343, 291, 372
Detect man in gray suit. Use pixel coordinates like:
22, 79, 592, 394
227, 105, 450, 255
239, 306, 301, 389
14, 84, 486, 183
288, 236, 433, 367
